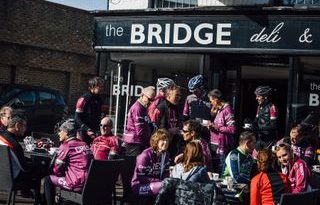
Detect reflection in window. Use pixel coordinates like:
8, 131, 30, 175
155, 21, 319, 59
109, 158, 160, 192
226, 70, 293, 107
155, 0, 197, 8
14, 91, 36, 107
39, 91, 55, 105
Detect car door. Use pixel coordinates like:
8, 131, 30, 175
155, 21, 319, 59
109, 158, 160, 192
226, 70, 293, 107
36, 91, 58, 133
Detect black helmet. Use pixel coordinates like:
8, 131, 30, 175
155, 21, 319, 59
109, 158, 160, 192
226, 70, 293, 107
254, 85, 272, 96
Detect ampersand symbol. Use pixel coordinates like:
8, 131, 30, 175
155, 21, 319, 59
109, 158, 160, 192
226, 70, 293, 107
299, 28, 313, 43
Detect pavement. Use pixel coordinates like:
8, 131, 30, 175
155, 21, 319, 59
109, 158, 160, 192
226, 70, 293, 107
0, 191, 35, 205
0, 185, 124, 205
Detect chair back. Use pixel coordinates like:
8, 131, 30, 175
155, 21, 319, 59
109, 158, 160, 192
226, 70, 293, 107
81, 159, 124, 205
0, 145, 14, 191
120, 156, 137, 199
155, 178, 226, 205
279, 189, 319, 205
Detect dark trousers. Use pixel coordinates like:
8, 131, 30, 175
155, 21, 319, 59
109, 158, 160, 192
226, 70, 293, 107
15, 171, 42, 204
44, 176, 55, 205
125, 143, 146, 156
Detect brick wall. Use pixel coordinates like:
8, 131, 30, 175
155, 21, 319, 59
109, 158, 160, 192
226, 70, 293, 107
0, 0, 97, 111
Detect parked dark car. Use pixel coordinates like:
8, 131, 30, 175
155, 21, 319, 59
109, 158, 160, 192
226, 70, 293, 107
0, 84, 67, 133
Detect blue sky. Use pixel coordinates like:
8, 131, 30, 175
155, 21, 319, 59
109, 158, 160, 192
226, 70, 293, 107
46, 0, 108, 11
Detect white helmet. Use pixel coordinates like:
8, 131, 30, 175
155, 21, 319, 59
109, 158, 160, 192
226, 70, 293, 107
157, 78, 175, 91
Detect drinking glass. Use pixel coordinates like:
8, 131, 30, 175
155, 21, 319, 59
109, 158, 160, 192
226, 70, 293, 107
226, 176, 234, 190
24, 136, 36, 152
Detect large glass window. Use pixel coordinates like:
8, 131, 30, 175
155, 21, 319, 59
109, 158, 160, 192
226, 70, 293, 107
105, 53, 204, 134
296, 56, 320, 135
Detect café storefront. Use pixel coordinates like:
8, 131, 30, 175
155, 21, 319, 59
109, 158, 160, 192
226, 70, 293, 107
93, 9, 320, 137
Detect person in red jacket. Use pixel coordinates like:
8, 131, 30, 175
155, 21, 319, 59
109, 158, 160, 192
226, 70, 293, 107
251, 149, 290, 205
91, 117, 120, 160
275, 143, 311, 193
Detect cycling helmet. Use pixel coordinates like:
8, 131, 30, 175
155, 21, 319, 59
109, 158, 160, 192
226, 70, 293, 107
254, 85, 272, 96
188, 75, 203, 91
157, 78, 175, 91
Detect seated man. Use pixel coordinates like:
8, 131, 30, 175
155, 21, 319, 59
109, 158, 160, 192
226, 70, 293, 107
91, 117, 120, 160
222, 131, 256, 184
44, 119, 93, 205
176, 120, 212, 170
0, 114, 45, 201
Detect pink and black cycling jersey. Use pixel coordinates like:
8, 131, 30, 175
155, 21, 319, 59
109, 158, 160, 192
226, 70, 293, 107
75, 92, 102, 133
51, 138, 93, 191
197, 138, 212, 170
210, 103, 236, 154
148, 93, 166, 124
123, 100, 153, 146
131, 147, 170, 188
255, 100, 278, 142
154, 99, 181, 129
281, 156, 311, 193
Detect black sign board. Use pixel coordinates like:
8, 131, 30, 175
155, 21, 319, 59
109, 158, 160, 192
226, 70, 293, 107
94, 15, 320, 54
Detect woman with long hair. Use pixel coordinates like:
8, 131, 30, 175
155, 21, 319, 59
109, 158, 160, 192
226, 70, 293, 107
275, 143, 311, 193
250, 149, 290, 205
172, 141, 210, 183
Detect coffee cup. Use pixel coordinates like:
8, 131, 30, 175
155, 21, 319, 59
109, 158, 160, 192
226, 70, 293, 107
202, 120, 210, 126
212, 173, 219, 181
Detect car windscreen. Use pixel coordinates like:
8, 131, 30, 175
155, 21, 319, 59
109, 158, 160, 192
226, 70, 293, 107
0, 86, 22, 104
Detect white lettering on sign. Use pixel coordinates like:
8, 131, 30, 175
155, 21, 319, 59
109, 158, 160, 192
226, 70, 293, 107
148, 24, 163, 44
309, 93, 319, 106
131, 24, 145, 44
310, 82, 320, 91
173, 23, 192, 44
250, 22, 283, 43
194, 23, 213, 45
106, 24, 123, 37
113, 85, 143, 97
130, 23, 232, 45
217, 23, 232, 45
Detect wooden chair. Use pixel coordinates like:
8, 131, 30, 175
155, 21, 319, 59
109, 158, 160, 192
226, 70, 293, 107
60, 159, 124, 205
0, 145, 40, 205
279, 189, 319, 205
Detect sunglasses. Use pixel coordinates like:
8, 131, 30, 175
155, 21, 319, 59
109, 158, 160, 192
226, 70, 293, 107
181, 129, 191, 133
146, 96, 154, 102
100, 124, 111, 129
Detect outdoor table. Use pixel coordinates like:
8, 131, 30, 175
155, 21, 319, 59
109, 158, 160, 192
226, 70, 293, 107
24, 147, 58, 175
213, 179, 249, 205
